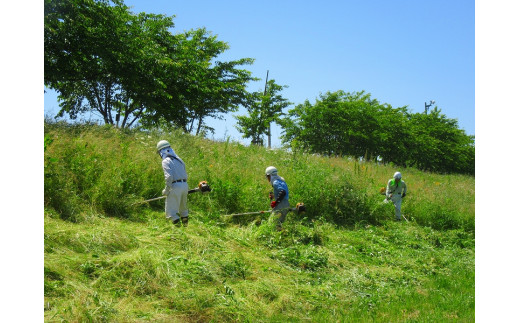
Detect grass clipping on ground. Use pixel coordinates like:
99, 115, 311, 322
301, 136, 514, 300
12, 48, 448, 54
44, 122, 475, 322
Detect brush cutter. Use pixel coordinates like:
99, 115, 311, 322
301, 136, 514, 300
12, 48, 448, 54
223, 202, 306, 218
135, 181, 211, 205
189, 181, 211, 194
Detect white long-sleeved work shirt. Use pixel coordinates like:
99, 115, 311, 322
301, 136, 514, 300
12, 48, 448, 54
159, 147, 188, 187
386, 178, 407, 198
162, 156, 188, 187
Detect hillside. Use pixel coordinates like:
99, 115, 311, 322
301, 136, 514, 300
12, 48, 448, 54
44, 121, 475, 322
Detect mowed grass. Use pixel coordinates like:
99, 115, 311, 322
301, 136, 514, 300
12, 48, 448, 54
44, 122, 474, 321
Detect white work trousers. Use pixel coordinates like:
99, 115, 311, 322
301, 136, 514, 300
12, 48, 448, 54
165, 182, 189, 222
390, 194, 402, 220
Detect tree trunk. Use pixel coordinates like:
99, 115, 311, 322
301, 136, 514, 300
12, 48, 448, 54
126, 105, 144, 128
268, 122, 271, 148
196, 115, 204, 135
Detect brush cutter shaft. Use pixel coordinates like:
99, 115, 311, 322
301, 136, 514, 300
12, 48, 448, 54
223, 205, 304, 218
224, 210, 271, 217
140, 188, 197, 204
137, 182, 211, 205
140, 195, 167, 203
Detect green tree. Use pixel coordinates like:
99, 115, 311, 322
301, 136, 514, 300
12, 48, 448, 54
281, 90, 388, 158
235, 79, 291, 146
281, 90, 474, 174
407, 107, 475, 173
375, 104, 412, 165
45, 0, 255, 132
139, 28, 256, 134
45, 0, 175, 127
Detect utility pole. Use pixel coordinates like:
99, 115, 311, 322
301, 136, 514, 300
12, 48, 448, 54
424, 100, 435, 114
263, 70, 271, 148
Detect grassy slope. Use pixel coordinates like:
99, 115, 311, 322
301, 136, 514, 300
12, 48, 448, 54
44, 123, 475, 322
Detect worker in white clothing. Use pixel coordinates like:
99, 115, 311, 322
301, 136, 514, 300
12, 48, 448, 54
386, 171, 407, 221
157, 140, 189, 227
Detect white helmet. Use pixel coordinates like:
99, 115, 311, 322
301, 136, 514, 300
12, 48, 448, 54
265, 166, 278, 176
156, 140, 171, 152
393, 171, 402, 180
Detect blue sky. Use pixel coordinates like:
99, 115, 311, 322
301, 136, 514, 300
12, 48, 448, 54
44, 0, 475, 147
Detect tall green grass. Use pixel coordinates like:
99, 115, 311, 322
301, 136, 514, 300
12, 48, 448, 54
44, 121, 474, 231
44, 121, 474, 321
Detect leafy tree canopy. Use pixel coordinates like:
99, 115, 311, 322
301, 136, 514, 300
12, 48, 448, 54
235, 79, 291, 146
44, 0, 255, 131
281, 90, 474, 174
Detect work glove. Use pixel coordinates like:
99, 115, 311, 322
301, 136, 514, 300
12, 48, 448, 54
270, 201, 277, 208
162, 187, 170, 196
402, 193, 406, 198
